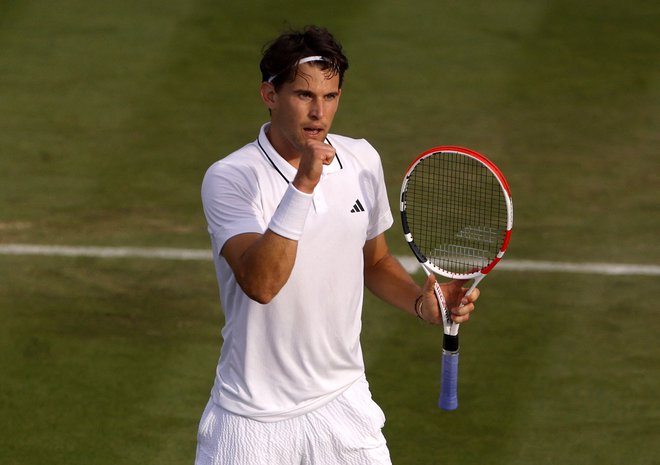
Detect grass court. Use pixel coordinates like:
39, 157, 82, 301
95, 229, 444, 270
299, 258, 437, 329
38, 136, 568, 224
1, 1, 658, 464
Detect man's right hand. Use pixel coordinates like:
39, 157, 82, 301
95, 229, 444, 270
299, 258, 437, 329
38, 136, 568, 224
293, 140, 335, 193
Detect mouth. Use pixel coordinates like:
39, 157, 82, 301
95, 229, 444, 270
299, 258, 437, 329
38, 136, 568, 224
303, 127, 324, 138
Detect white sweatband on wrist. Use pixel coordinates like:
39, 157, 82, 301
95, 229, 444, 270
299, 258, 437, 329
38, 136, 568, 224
268, 183, 314, 240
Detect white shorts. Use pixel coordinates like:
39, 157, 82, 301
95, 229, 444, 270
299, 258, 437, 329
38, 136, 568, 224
195, 377, 392, 465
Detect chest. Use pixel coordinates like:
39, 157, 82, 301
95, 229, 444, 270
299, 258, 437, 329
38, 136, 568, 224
259, 166, 374, 248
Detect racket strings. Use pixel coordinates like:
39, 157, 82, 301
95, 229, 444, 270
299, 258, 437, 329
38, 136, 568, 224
405, 152, 508, 274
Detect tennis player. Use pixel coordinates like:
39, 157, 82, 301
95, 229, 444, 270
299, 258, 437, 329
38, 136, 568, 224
196, 25, 479, 465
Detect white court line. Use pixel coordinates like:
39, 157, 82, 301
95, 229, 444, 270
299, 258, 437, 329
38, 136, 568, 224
0, 244, 658, 276
0, 244, 211, 261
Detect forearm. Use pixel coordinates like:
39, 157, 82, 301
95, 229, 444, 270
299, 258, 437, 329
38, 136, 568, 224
223, 184, 313, 303
223, 230, 299, 304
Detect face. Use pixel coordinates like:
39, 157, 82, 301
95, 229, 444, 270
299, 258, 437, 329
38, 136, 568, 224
261, 62, 342, 161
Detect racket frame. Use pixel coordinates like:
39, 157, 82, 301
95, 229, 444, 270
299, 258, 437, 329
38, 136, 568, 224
401, 146, 513, 286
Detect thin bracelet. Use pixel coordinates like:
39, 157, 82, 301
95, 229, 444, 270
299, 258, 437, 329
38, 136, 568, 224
414, 295, 424, 320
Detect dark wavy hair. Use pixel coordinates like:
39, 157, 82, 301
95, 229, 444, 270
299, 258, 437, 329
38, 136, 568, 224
260, 26, 349, 89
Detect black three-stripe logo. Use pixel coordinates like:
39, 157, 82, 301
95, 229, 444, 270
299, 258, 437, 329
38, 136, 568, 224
350, 199, 365, 213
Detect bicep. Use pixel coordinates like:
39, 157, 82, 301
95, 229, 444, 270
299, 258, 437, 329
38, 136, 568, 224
363, 233, 404, 288
363, 233, 420, 312
363, 233, 390, 273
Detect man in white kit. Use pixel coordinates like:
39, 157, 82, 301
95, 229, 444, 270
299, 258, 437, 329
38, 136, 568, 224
196, 25, 479, 464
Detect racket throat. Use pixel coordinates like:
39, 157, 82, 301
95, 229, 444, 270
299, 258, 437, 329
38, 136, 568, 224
443, 333, 459, 354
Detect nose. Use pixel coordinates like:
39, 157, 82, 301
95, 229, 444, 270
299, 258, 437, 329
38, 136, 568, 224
309, 98, 323, 120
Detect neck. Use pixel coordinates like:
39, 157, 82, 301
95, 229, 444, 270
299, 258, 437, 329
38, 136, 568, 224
265, 124, 302, 168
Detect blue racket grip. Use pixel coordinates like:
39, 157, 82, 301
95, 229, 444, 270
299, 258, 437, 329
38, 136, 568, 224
439, 335, 459, 410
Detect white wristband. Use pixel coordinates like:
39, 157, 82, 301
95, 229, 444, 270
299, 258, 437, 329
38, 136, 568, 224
268, 183, 314, 240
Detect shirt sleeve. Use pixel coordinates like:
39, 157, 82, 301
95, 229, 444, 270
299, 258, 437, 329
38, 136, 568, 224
201, 160, 267, 254
361, 140, 394, 240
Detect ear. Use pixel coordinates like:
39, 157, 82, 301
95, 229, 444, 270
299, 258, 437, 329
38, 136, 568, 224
260, 82, 277, 110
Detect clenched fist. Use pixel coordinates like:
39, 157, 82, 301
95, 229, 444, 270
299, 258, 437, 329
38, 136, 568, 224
293, 140, 335, 193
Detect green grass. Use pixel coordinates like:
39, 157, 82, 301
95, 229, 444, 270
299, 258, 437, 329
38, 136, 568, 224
363, 272, 659, 465
0, 256, 220, 464
1, 0, 659, 464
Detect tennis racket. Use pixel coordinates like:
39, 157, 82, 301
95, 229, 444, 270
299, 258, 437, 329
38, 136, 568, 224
400, 146, 513, 410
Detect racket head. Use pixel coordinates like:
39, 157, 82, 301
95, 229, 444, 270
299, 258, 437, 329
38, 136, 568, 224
400, 146, 513, 280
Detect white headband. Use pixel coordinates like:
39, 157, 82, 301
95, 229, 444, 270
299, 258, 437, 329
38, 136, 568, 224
266, 56, 328, 83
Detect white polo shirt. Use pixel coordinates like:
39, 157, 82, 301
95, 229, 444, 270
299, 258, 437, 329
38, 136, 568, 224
201, 123, 393, 422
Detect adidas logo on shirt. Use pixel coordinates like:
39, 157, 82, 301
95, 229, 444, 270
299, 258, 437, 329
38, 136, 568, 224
350, 199, 365, 213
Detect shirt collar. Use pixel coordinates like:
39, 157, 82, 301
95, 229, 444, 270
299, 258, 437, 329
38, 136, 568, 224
257, 123, 342, 184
